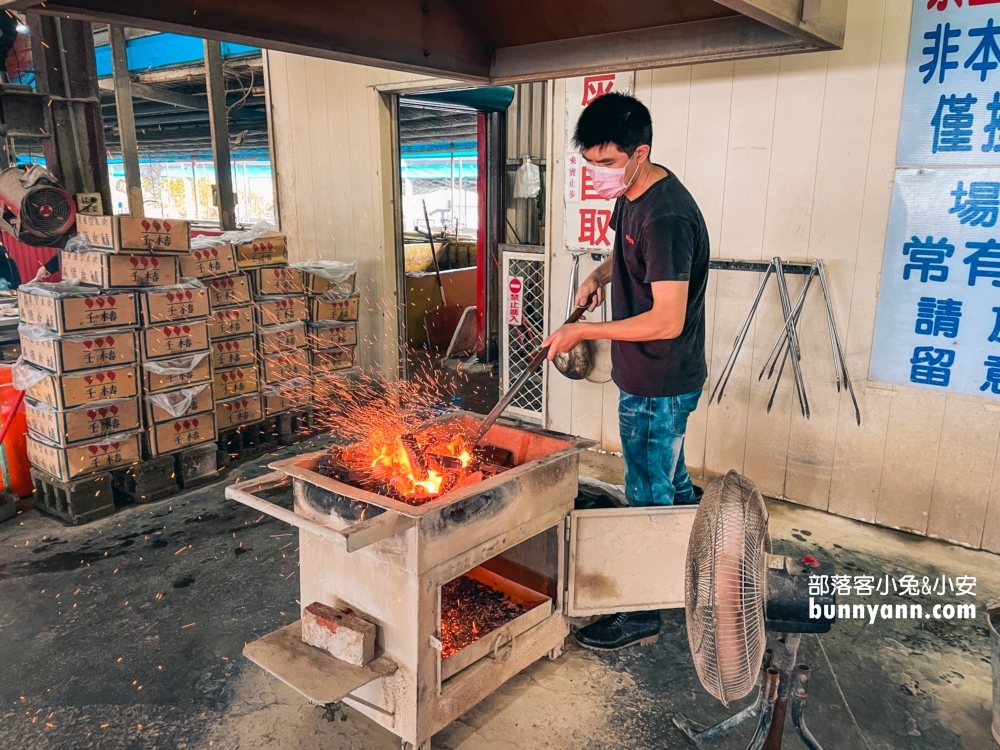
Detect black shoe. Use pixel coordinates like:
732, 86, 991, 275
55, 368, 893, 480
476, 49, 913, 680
573, 610, 660, 651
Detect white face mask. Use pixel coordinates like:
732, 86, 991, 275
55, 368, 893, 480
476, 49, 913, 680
588, 150, 640, 200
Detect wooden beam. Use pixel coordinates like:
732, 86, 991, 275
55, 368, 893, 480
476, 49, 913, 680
109, 25, 143, 218
130, 82, 207, 111
713, 0, 847, 50
204, 39, 236, 230
490, 16, 818, 84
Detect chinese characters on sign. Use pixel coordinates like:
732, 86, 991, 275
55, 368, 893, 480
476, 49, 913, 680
564, 73, 634, 251
870, 168, 1000, 396
506, 276, 523, 326
900, 0, 1000, 165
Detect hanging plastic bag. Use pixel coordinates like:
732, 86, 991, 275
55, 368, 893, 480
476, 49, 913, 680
513, 156, 540, 199
11, 357, 49, 391
144, 384, 210, 418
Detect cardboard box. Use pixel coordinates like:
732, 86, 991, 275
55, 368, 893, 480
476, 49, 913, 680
208, 304, 254, 339
304, 272, 356, 297
310, 293, 360, 322
311, 346, 356, 374
234, 232, 288, 268
20, 328, 137, 374
18, 287, 138, 333
262, 377, 312, 416
26, 364, 139, 410
257, 321, 307, 354
145, 412, 217, 457
61, 249, 181, 288
256, 295, 307, 326
140, 285, 210, 324
215, 393, 264, 430
307, 322, 357, 350
179, 245, 238, 278
261, 348, 310, 383
144, 384, 214, 425
207, 274, 251, 308
76, 214, 190, 253
252, 266, 305, 295
143, 353, 212, 393
27, 433, 141, 482
212, 365, 259, 400
140, 320, 210, 361
26, 397, 141, 447
210, 334, 256, 370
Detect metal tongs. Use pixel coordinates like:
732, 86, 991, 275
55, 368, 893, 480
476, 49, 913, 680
468, 292, 597, 448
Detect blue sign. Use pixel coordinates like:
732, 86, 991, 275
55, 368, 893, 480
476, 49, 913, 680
899, 0, 1000, 166
870, 167, 1000, 397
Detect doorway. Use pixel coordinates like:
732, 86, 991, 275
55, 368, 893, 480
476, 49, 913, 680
393, 90, 509, 414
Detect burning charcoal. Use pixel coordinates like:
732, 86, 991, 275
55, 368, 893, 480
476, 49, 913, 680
440, 575, 529, 659
475, 445, 515, 468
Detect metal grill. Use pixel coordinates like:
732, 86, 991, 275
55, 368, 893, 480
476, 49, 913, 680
501, 248, 546, 421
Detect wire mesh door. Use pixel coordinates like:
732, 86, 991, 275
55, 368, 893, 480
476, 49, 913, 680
501, 247, 546, 422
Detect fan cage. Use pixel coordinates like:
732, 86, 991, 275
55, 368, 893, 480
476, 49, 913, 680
23, 187, 74, 235
684, 470, 771, 707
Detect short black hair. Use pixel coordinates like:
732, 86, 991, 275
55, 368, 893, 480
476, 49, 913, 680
573, 92, 652, 156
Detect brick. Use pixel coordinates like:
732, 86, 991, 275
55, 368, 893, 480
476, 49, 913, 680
111, 454, 178, 504
175, 443, 219, 489
301, 602, 376, 666
32, 469, 115, 525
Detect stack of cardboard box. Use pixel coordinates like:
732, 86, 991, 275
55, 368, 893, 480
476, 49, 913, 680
248, 262, 309, 429
204, 247, 260, 434
18, 283, 142, 520
303, 265, 359, 377
65, 215, 219, 463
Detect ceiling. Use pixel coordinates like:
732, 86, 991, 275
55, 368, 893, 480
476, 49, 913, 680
2, 0, 849, 84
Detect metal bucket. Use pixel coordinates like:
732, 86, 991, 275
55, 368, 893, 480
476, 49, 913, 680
990, 606, 1000, 745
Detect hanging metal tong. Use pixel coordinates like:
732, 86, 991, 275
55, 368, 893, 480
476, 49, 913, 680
709, 257, 860, 426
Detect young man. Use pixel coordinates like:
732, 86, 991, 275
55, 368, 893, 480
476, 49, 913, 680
543, 92, 709, 650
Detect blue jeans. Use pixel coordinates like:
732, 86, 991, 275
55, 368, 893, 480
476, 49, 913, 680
619, 388, 702, 506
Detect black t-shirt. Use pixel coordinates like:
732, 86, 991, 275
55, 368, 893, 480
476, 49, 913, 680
609, 169, 709, 398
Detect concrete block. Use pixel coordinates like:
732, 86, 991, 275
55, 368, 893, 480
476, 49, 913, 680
112, 454, 177, 504
32, 468, 115, 525
301, 602, 376, 666
175, 443, 219, 489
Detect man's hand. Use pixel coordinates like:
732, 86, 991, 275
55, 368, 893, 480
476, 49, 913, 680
543, 322, 589, 360
576, 274, 603, 311
33, 266, 50, 282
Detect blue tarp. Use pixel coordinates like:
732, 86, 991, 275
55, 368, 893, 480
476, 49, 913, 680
94, 33, 259, 77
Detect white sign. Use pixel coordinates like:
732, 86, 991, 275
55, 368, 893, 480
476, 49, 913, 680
564, 72, 634, 252
899, 0, 1000, 166
870, 167, 1000, 398
506, 276, 523, 326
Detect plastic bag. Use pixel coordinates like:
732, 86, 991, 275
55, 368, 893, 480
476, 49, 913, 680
63, 233, 93, 255
11, 357, 49, 391
17, 277, 92, 299
18, 324, 133, 343
513, 157, 540, 199
141, 352, 208, 375
290, 259, 358, 283
257, 320, 305, 333
261, 376, 311, 396
190, 221, 280, 250
144, 384, 209, 418
26, 396, 136, 414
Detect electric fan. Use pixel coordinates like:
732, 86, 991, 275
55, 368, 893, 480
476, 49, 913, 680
0, 164, 76, 247
675, 470, 836, 749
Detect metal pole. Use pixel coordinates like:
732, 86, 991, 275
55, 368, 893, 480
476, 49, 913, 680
109, 26, 143, 218
204, 40, 236, 230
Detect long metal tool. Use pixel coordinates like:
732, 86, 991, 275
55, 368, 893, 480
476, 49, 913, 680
773, 258, 809, 418
759, 264, 818, 382
709, 263, 774, 405
469, 294, 595, 448
817, 260, 861, 426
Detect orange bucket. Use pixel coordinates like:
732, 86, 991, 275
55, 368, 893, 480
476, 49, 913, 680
0, 364, 33, 497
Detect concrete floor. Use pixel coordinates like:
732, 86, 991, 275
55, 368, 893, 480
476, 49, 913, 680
0, 438, 997, 750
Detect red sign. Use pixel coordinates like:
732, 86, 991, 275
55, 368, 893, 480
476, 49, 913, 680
507, 276, 523, 326
581, 74, 616, 106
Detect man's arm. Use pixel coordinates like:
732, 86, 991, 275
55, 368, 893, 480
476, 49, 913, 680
544, 279, 688, 357
574, 256, 613, 310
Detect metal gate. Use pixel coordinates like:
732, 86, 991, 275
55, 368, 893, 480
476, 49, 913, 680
500, 244, 546, 422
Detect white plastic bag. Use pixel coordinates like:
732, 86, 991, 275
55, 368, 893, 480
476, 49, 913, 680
11, 357, 48, 391
513, 157, 540, 199
144, 384, 209, 418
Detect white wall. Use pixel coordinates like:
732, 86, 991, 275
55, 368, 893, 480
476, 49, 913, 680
264, 52, 432, 375
548, 0, 1000, 552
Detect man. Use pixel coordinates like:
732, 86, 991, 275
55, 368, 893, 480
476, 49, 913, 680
543, 92, 709, 651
